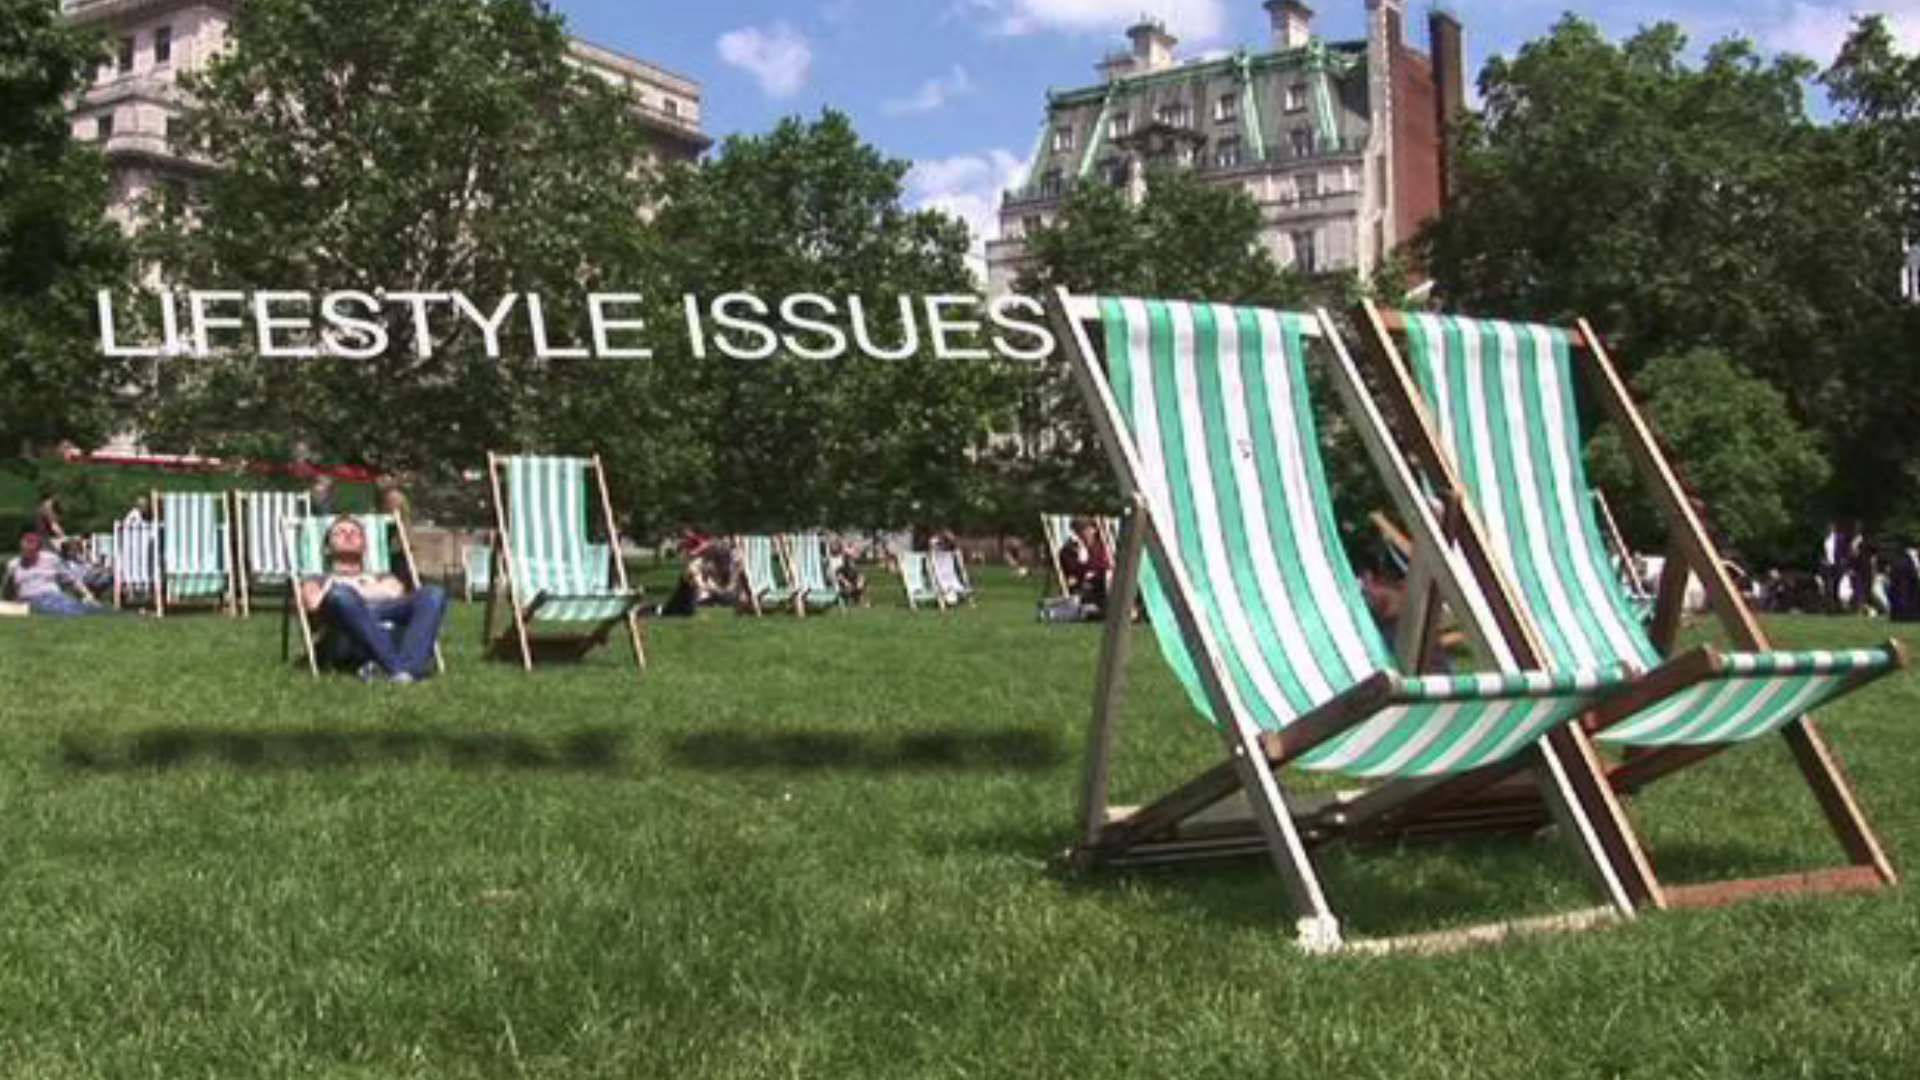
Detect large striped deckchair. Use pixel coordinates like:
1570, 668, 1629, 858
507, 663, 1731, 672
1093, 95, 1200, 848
1357, 304, 1908, 908
782, 533, 844, 615
111, 519, 158, 609
154, 491, 235, 616
462, 543, 492, 601
484, 453, 645, 673
736, 534, 797, 616
898, 551, 944, 610
1049, 290, 1655, 953
280, 513, 442, 677
232, 489, 312, 617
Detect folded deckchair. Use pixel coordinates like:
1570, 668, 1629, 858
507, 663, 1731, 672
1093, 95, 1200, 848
280, 513, 442, 677
898, 550, 944, 610
111, 518, 158, 609
483, 453, 646, 673
930, 549, 975, 606
233, 489, 312, 617
462, 543, 492, 602
154, 491, 235, 616
736, 534, 798, 616
1357, 304, 1907, 907
782, 532, 844, 615
1049, 290, 1655, 952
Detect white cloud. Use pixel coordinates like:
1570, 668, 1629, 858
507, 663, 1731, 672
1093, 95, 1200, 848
906, 149, 1030, 278
717, 23, 813, 99
1763, 2, 1920, 61
883, 65, 976, 116
954, 0, 1227, 43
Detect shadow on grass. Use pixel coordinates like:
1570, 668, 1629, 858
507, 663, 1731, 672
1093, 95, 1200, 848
56, 726, 625, 773
670, 728, 1065, 773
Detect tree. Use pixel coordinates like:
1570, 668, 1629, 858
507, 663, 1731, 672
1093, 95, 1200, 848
0, 0, 133, 457
1586, 349, 1829, 566
143, 0, 657, 484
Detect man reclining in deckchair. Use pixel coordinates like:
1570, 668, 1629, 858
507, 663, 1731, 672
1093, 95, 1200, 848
298, 517, 447, 684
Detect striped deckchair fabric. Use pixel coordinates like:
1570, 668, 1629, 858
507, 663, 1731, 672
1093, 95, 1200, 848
783, 532, 843, 614
111, 519, 159, 607
233, 490, 313, 616
930, 549, 974, 605
90, 533, 115, 566
279, 513, 441, 677
736, 534, 797, 614
899, 551, 942, 610
1394, 313, 1902, 750
485, 453, 645, 673
157, 492, 233, 612
1054, 290, 1653, 952
463, 543, 492, 601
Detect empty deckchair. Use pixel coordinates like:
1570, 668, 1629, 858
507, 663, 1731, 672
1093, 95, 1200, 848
783, 532, 843, 615
483, 453, 646, 673
1358, 304, 1907, 908
899, 550, 944, 610
154, 491, 235, 616
233, 489, 312, 616
462, 543, 492, 601
1049, 290, 1653, 952
111, 518, 158, 609
280, 513, 442, 677
736, 534, 798, 616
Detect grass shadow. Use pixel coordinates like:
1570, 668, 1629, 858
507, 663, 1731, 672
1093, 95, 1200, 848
669, 728, 1065, 773
56, 726, 626, 773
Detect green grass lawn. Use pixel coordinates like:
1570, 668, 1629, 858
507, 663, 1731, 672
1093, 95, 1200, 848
2, 568, 1918, 1079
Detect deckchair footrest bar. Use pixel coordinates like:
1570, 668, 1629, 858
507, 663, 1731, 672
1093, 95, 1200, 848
1661, 865, 1889, 907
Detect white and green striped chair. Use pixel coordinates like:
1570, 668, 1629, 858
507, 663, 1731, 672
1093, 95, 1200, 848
233, 489, 312, 617
155, 491, 234, 616
1054, 291, 1648, 952
279, 513, 443, 676
898, 551, 943, 610
462, 543, 492, 602
930, 549, 974, 606
735, 534, 798, 615
110, 518, 158, 609
1371, 306, 1907, 907
782, 532, 843, 615
485, 453, 645, 673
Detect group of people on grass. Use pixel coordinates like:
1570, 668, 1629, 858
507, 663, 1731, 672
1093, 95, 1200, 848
1817, 522, 1920, 622
659, 530, 874, 616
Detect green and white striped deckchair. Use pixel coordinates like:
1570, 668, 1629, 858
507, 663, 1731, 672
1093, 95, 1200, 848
155, 491, 234, 616
278, 513, 443, 676
1053, 291, 1651, 952
111, 518, 158, 609
899, 551, 944, 610
930, 549, 974, 606
462, 543, 492, 601
736, 534, 798, 615
782, 532, 844, 615
484, 453, 645, 673
1365, 305, 1907, 907
233, 489, 312, 616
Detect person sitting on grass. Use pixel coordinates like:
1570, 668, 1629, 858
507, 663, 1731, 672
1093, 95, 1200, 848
660, 537, 745, 616
829, 539, 867, 607
2, 530, 108, 617
298, 517, 446, 683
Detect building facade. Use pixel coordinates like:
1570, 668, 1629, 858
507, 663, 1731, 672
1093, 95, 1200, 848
987, 0, 1464, 294
60, 0, 709, 224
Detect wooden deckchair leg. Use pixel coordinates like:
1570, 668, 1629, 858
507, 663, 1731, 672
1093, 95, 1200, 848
1080, 498, 1147, 848
1533, 727, 1663, 911
485, 455, 535, 672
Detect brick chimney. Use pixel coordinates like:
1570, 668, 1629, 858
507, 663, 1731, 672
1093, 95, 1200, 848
1126, 18, 1177, 72
1264, 0, 1314, 50
1429, 8, 1465, 204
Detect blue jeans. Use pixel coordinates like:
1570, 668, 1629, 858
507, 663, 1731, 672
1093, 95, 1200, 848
321, 584, 446, 678
28, 594, 108, 617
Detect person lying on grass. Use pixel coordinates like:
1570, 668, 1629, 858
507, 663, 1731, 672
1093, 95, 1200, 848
2, 530, 109, 617
298, 517, 445, 684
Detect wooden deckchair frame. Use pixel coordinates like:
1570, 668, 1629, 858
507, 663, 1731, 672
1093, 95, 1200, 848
482, 452, 646, 675
282, 512, 446, 678
150, 488, 237, 618
780, 532, 845, 618
1050, 289, 1655, 952
1355, 300, 1904, 907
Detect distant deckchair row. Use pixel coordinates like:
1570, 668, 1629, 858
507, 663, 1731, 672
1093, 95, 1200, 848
1048, 289, 1905, 954
735, 533, 843, 616
110, 492, 237, 616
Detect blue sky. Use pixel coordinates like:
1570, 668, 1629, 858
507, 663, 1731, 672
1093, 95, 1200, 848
559, 1, 1920, 263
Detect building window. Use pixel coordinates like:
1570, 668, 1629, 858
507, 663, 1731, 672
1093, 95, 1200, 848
1285, 83, 1308, 113
664, 98, 680, 117
1374, 154, 1388, 208
1156, 102, 1191, 128
1176, 144, 1196, 167
1296, 171, 1319, 200
1213, 136, 1242, 169
1039, 169, 1064, 197
1291, 229, 1319, 273
1052, 126, 1074, 152
1109, 112, 1131, 138
154, 25, 172, 65
1214, 93, 1238, 123
1022, 214, 1043, 237
1290, 127, 1314, 158
116, 36, 135, 74
1104, 158, 1132, 187
95, 113, 114, 141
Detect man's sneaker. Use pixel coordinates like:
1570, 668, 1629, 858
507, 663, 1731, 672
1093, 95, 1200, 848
358, 661, 381, 683
388, 672, 416, 685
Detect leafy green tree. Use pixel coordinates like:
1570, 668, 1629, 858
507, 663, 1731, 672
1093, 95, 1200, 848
143, 0, 656, 486
0, 0, 132, 457
1587, 349, 1829, 566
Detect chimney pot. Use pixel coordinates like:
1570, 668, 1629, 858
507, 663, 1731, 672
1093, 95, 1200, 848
1264, 0, 1314, 50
